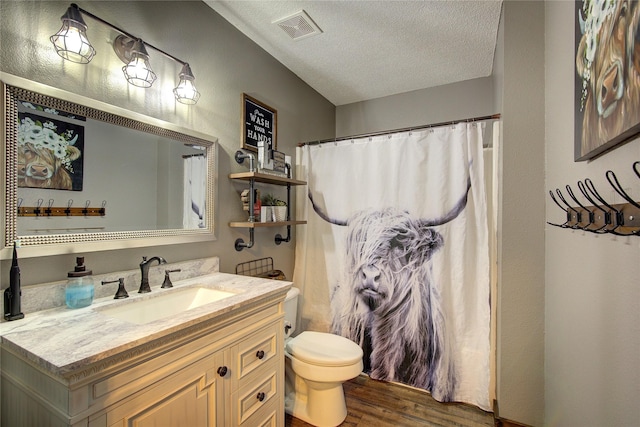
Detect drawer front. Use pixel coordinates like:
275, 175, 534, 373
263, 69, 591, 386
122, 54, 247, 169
233, 364, 278, 425
240, 398, 280, 427
234, 322, 279, 385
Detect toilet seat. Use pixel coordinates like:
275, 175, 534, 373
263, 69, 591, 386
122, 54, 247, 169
286, 331, 363, 367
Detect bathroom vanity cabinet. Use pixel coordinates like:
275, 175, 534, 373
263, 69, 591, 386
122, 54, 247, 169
0, 276, 288, 427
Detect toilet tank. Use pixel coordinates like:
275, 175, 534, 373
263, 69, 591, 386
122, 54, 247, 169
284, 287, 299, 338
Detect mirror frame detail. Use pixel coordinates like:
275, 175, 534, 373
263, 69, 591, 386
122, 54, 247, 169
1, 74, 217, 259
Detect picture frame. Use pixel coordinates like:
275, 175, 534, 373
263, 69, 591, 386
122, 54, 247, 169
17, 106, 85, 191
241, 93, 277, 152
574, 0, 640, 161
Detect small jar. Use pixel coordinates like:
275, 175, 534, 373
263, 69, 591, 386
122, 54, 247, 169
65, 257, 94, 309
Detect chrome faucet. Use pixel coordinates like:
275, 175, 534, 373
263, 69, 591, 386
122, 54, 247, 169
139, 256, 167, 293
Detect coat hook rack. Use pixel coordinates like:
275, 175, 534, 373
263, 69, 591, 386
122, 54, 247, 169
548, 161, 640, 236
17, 199, 107, 217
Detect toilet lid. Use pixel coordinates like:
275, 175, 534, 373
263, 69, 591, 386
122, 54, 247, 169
286, 331, 363, 367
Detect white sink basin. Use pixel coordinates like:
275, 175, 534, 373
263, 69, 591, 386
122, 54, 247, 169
99, 287, 238, 325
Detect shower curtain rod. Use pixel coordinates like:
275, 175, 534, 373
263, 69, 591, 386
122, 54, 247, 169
297, 113, 501, 147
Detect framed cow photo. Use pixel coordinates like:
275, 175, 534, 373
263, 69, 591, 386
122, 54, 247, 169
574, 0, 640, 161
17, 102, 85, 191
241, 93, 277, 152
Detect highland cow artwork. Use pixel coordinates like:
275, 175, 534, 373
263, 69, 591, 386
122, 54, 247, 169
17, 107, 84, 191
575, 0, 640, 161
310, 178, 471, 402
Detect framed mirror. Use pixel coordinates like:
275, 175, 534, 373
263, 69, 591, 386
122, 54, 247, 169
1, 75, 217, 259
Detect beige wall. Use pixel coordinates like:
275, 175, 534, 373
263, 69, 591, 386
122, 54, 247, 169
0, 1, 335, 285
545, 1, 640, 426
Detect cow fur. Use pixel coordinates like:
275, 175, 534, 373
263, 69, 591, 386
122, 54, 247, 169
331, 208, 456, 401
19, 142, 81, 190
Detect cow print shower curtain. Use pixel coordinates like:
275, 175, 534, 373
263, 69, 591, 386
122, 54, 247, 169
293, 123, 491, 410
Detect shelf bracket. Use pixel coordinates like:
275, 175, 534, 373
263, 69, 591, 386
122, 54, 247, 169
235, 150, 256, 172
275, 225, 291, 245
275, 183, 292, 245
235, 228, 255, 251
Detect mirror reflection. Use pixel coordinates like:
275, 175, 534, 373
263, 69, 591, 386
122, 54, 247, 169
3, 80, 216, 254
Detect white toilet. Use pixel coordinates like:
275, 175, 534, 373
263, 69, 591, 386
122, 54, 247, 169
283, 287, 363, 427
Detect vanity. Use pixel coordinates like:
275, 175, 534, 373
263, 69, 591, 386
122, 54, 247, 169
1, 268, 291, 427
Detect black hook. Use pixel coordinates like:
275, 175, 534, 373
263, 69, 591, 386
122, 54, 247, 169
605, 170, 640, 209
633, 161, 640, 180
555, 188, 582, 228
577, 180, 609, 233
45, 198, 54, 216
547, 190, 570, 228
34, 198, 43, 216
583, 178, 631, 235
565, 184, 595, 229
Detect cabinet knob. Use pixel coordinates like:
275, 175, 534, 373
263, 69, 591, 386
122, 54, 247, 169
256, 350, 265, 359
217, 366, 228, 377
257, 392, 266, 402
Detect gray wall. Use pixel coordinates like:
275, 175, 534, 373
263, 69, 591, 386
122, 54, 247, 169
497, 2, 545, 424
336, 77, 495, 137
0, 1, 335, 285
545, 2, 639, 426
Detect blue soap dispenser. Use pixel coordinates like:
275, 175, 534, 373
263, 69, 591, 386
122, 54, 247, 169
65, 257, 94, 309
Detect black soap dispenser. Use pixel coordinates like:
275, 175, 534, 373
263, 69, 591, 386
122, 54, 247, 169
65, 257, 94, 309
4, 242, 24, 321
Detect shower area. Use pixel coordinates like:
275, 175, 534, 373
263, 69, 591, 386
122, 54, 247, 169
292, 116, 500, 411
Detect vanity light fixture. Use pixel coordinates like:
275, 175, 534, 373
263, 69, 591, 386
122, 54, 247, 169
49, 4, 96, 64
122, 39, 157, 88
49, 3, 201, 104
173, 64, 201, 105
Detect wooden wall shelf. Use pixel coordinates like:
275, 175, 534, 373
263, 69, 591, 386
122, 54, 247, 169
229, 159, 307, 251
229, 220, 307, 228
229, 171, 306, 186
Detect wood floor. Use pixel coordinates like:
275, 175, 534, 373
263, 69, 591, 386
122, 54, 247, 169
285, 374, 496, 427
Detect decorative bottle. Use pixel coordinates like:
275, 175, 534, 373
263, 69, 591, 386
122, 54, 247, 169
65, 257, 94, 309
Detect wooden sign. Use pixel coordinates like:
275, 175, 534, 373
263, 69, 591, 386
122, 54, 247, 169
242, 93, 277, 152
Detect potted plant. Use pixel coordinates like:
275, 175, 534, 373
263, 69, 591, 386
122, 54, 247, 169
262, 194, 287, 222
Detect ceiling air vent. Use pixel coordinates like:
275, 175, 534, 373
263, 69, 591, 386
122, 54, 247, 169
274, 10, 322, 41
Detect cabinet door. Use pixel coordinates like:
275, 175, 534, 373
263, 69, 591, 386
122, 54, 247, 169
99, 351, 225, 427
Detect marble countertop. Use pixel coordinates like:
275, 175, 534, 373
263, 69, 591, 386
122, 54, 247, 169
0, 272, 291, 379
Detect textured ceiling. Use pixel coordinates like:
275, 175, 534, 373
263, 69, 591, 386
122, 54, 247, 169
204, 0, 503, 106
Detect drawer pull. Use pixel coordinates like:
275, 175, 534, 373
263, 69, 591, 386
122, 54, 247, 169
257, 392, 266, 402
256, 350, 265, 359
217, 366, 228, 377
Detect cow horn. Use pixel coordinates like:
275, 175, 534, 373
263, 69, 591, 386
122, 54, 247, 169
418, 175, 472, 227
309, 165, 472, 227
308, 190, 348, 226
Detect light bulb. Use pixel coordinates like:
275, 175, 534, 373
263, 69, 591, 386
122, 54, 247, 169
173, 64, 201, 104
49, 5, 96, 64
122, 40, 157, 88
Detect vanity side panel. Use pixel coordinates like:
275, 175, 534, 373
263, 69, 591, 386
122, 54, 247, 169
1, 348, 70, 426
